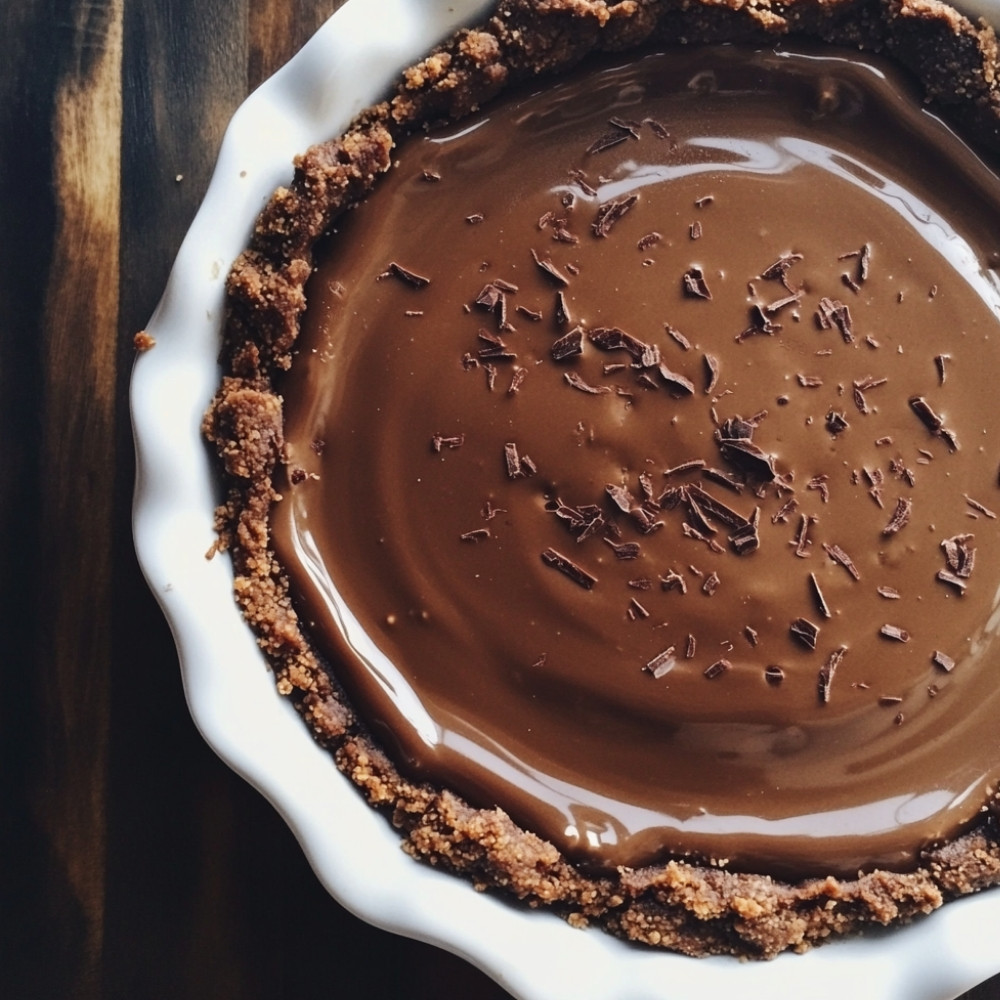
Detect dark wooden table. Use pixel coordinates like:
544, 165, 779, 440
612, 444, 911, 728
2, 2, 998, 996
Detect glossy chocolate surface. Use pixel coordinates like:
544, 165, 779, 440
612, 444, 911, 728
272, 46, 1000, 878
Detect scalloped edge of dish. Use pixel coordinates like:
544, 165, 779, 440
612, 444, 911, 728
130, 1, 1000, 997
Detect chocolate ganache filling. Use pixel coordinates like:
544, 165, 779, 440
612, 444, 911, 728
272, 45, 1000, 880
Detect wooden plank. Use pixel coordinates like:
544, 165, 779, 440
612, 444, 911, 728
249, 0, 336, 89
0, 2, 124, 997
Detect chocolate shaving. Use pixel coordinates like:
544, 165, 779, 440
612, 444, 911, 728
628, 598, 650, 621
567, 169, 597, 198
530, 248, 569, 286
592, 194, 638, 237
664, 459, 705, 477
703, 659, 730, 680
603, 538, 640, 560
818, 646, 847, 704
477, 328, 516, 361
684, 491, 715, 536
694, 195, 714, 208
965, 495, 997, 519
637, 232, 662, 251
665, 324, 691, 351
935, 353, 950, 385
507, 367, 527, 395
643, 117, 671, 140
729, 507, 761, 555
837, 243, 872, 284
937, 569, 968, 593
880, 624, 911, 642
825, 410, 849, 435
644, 647, 677, 679
683, 523, 723, 552
909, 395, 959, 451
809, 573, 832, 619
515, 305, 542, 322
879, 695, 903, 706
586, 130, 629, 155
504, 442, 536, 480
852, 375, 887, 414
882, 496, 912, 536
431, 433, 465, 452
703, 353, 720, 394
541, 547, 596, 590
792, 513, 817, 558
765, 665, 785, 686
460, 528, 491, 543
805, 477, 829, 504
715, 427, 777, 482
689, 220, 702, 240
564, 371, 612, 395
797, 373, 823, 388
765, 498, 797, 528
760, 253, 803, 290
605, 483, 636, 514
685, 484, 749, 531
939, 533, 976, 590
545, 499, 604, 542
682, 266, 712, 300
381, 261, 430, 288
737, 304, 780, 342
554, 291, 571, 326
551, 327, 584, 361
823, 542, 860, 580
704, 468, 744, 493
466, 212, 484, 224
790, 617, 820, 650
878, 586, 901, 599
863, 466, 885, 508
685, 634, 697, 658
628, 578, 652, 590
589, 327, 658, 366
816, 297, 854, 343
660, 571, 687, 595
481, 500, 505, 521
609, 116, 642, 138
658, 365, 695, 396
765, 290, 803, 314
932, 650, 956, 672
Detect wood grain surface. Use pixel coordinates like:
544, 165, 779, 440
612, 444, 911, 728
0, 1, 997, 996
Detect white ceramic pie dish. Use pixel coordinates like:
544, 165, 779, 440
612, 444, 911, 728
130, 1, 1000, 996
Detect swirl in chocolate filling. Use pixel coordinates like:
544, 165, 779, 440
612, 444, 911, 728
269, 45, 1000, 881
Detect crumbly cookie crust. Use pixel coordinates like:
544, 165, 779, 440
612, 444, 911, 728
203, 0, 1000, 958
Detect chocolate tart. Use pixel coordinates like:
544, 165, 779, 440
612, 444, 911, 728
204, 0, 1000, 958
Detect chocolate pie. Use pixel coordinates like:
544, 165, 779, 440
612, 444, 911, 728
204, 0, 1000, 958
